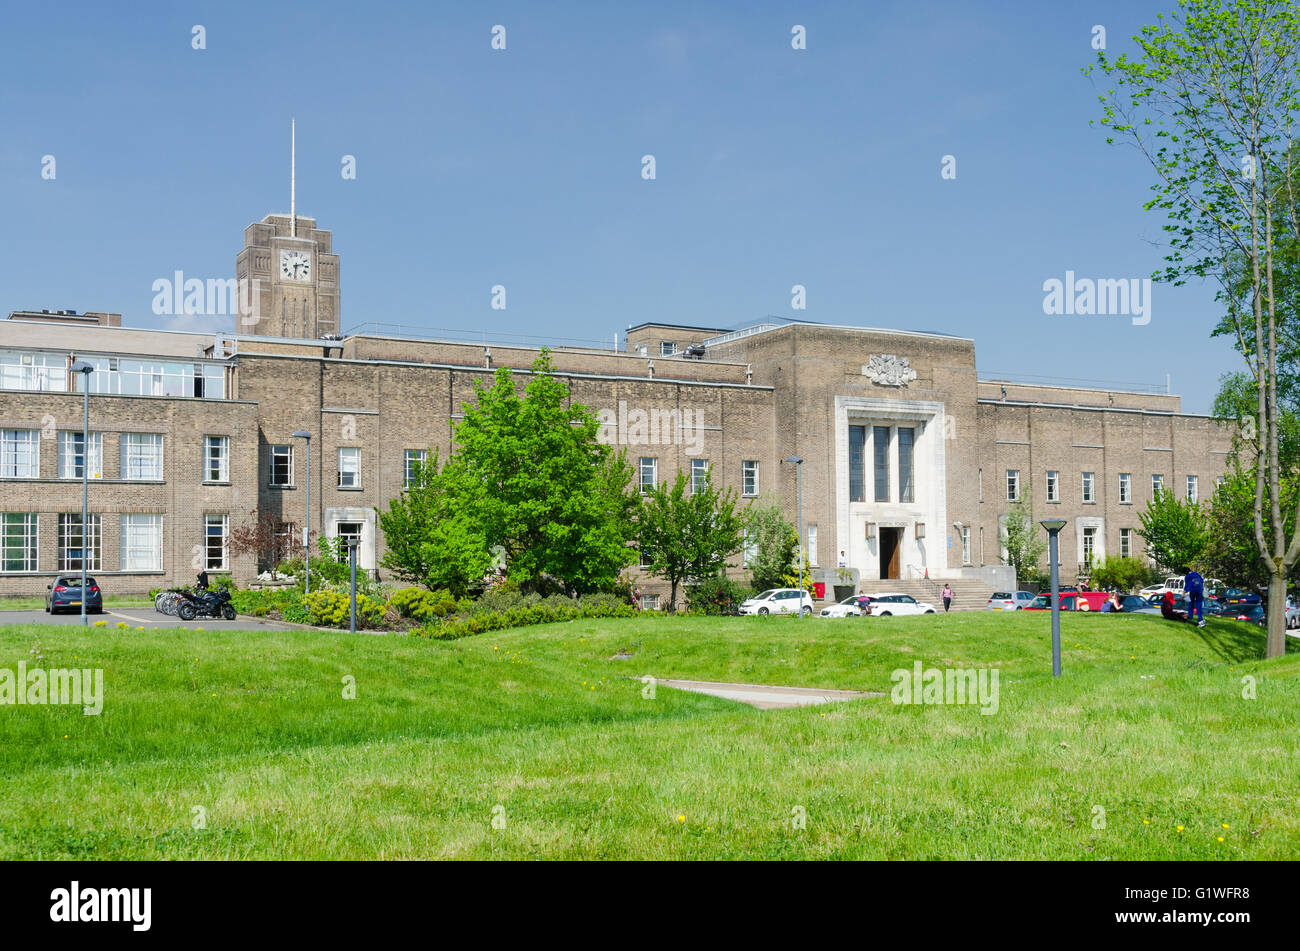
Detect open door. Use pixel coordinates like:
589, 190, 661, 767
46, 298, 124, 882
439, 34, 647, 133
879, 527, 901, 580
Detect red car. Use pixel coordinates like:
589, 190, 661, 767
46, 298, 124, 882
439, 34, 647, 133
1023, 591, 1111, 612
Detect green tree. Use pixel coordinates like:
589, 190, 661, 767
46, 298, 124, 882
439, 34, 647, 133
1202, 463, 1300, 590
1002, 490, 1047, 587
743, 498, 797, 592
637, 470, 744, 611
1089, 0, 1300, 656
1137, 488, 1210, 574
378, 451, 494, 597
1090, 555, 1156, 593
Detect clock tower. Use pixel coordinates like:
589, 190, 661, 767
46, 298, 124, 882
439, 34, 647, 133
235, 121, 342, 338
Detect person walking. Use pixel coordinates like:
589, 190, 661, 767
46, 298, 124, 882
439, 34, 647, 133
1184, 567, 1205, 627
941, 584, 953, 612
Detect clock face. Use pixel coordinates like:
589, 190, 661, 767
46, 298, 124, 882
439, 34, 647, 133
279, 249, 312, 282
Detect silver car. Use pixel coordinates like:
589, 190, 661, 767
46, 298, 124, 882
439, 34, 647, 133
986, 590, 1036, 611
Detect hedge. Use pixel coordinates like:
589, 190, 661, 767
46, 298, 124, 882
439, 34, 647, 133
414, 600, 638, 640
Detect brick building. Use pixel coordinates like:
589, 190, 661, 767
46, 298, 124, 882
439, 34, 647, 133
0, 216, 1234, 605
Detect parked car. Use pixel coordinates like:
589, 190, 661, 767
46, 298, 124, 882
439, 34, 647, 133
1223, 604, 1266, 626
819, 594, 872, 618
986, 591, 1037, 611
45, 574, 104, 614
1024, 591, 1111, 612
1218, 587, 1262, 607
1116, 594, 1151, 612
863, 593, 937, 617
1286, 599, 1300, 630
738, 588, 814, 616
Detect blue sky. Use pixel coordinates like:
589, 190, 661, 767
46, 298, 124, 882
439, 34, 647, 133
0, 0, 1241, 412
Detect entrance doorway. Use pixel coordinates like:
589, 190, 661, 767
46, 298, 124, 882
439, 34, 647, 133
879, 527, 902, 580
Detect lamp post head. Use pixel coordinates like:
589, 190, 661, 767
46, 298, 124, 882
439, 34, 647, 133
69, 360, 95, 374
785, 455, 803, 465
292, 430, 311, 440
1039, 518, 1067, 534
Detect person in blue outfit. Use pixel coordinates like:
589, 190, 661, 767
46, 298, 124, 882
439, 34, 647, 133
1184, 568, 1205, 627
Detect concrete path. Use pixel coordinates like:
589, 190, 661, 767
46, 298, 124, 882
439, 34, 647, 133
0, 607, 309, 632
654, 677, 882, 710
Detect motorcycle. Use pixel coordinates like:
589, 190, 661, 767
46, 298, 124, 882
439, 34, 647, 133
155, 586, 237, 621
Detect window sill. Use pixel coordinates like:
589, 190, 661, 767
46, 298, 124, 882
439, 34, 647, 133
269, 484, 297, 490
337, 486, 364, 492
202, 481, 232, 487
1045, 499, 1061, 504
1082, 500, 1097, 505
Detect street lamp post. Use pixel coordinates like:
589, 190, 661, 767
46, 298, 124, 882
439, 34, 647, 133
1040, 518, 1068, 677
786, 455, 805, 617
292, 431, 312, 594
70, 360, 95, 627
346, 536, 359, 633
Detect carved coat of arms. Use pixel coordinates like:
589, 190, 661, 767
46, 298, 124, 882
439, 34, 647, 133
862, 354, 917, 387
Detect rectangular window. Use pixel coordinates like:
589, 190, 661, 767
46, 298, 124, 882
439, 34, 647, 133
58, 432, 103, 480
1120, 527, 1132, 558
404, 449, 428, 487
1046, 470, 1059, 502
1186, 475, 1198, 503
897, 427, 915, 504
203, 436, 230, 482
639, 594, 661, 611
0, 513, 38, 571
960, 525, 972, 565
121, 433, 163, 481
639, 544, 653, 568
742, 460, 758, 497
338, 447, 361, 488
1119, 472, 1132, 504
1152, 473, 1165, 497
1082, 527, 1097, 567
0, 430, 40, 478
639, 457, 658, 494
742, 529, 757, 567
873, 426, 891, 502
690, 458, 710, 494
269, 445, 293, 487
334, 522, 363, 563
1082, 471, 1095, 503
1007, 469, 1020, 502
204, 514, 229, 571
807, 524, 818, 567
58, 514, 101, 571
0, 350, 67, 392
848, 425, 866, 503
120, 514, 163, 571
659, 341, 677, 356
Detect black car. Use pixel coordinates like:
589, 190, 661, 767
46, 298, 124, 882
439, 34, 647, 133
45, 574, 104, 614
1117, 595, 1150, 612
1223, 604, 1266, 626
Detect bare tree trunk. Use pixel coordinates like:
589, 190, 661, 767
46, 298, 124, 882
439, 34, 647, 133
1266, 570, 1287, 658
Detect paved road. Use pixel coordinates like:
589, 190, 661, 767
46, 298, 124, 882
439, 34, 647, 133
0, 607, 308, 632
654, 677, 882, 710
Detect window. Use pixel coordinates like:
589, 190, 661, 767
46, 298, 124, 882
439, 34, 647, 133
639, 544, 654, 568
978, 468, 983, 503
639, 457, 658, 494
1082, 471, 1095, 503
897, 427, 915, 503
0, 350, 67, 392
1120, 527, 1132, 558
71, 356, 225, 399
59, 432, 103, 480
338, 447, 361, 488
0, 430, 39, 478
58, 514, 101, 571
742, 529, 757, 567
1006, 469, 1020, 502
1186, 475, 1198, 503
1082, 527, 1097, 567
1119, 472, 1132, 504
269, 445, 293, 486
807, 524, 818, 567
873, 426, 891, 502
204, 514, 228, 570
0, 514, 38, 571
639, 594, 661, 611
404, 449, 428, 487
690, 458, 710, 494
204, 436, 229, 483
742, 460, 758, 497
960, 526, 972, 565
1152, 473, 1165, 497
1046, 470, 1059, 502
848, 425, 866, 502
120, 514, 163, 571
334, 522, 363, 563
121, 433, 163, 481
659, 342, 677, 356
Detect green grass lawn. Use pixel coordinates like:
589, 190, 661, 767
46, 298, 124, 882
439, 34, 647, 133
0, 594, 153, 611
0, 611, 1296, 859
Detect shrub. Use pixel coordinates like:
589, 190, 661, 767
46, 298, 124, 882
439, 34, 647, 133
387, 587, 457, 621
301, 590, 385, 629
686, 574, 753, 615
281, 603, 312, 625
414, 598, 637, 640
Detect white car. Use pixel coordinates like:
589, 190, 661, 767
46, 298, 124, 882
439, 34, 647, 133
819, 594, 870, 618
864, 593, 938, 617
1140, 576, 1224, 598
739, 588, 815, 616
987, 590, 1037, 611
